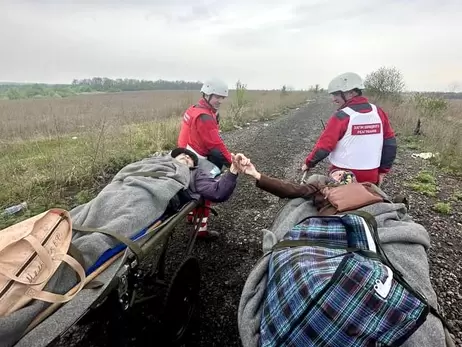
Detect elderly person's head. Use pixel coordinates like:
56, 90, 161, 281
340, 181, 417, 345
171, 147, 198, 168
329, 169, 356, 185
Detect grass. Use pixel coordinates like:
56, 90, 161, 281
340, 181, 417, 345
406, 170, 438, 197
375, 96, 462, 174
452, 191, 462, 201
0, 89, 311, 228
433, 202, 452, 215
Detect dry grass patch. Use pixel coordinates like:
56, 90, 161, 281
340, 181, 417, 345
378, 97, 462, 173
0, 89, 311, 227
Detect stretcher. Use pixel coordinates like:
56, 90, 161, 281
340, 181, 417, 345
10, 194, 213, 347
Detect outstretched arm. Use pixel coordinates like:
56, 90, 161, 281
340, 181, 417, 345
256, 174, 321, 199
233, 154, 321, 199
194, 163, 239, 203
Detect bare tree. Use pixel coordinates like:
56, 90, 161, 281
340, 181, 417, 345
364, 66, 405, 101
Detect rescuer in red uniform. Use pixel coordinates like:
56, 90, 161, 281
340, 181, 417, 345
177, 78, 232, 240
302, 72, 397, 186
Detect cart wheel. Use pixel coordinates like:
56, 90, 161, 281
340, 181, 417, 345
162, 256, 201, 343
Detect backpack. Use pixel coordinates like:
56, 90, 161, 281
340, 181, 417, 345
0, 208, 86, 317
259, 211, 452, 347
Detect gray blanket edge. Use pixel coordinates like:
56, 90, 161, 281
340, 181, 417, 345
237, 189, 447, 347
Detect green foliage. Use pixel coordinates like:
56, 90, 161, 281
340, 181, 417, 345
401, 136, 422, 150
451, 191, 462, 201
406, 170, 438, 197
229, 80, 250, 124
408, 182, 437, 197
433, 202, 452, 215
364, 66, 405, 101
415, 170, 436, 184
0, 78, 203, 100
6, 88, 21, 100
413, 93, 449, 118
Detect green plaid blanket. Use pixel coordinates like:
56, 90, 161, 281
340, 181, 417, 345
259, 213, 431, 347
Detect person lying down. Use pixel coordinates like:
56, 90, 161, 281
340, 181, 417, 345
233, 155, 450, 347
0, 147, 241, 347
71, 146, 240, 269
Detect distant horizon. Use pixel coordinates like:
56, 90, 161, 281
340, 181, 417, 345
0, 78, 460, 94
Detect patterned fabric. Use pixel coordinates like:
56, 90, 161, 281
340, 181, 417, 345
259, 214, 429, 347
287, 215, 370, 250
328, 170, 356, 185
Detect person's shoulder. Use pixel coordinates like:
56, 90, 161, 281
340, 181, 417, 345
198, 113, 215, 122
332, 108, 351, 120
346, 99, 374, 114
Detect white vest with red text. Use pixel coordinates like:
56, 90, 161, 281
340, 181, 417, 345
328, 104, 384, 170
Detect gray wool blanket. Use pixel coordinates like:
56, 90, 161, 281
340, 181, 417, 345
1, 155, 192, 347
238, 188, 446, 347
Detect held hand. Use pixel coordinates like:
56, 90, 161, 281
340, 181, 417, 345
231, 153, 250, 172
230, 154, 240, 174
242, 162, 261, 180
235, 153, 250, 166
231, 153, 260, 179
301, 164, 309, 172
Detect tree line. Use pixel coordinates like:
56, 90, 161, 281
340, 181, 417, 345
0, 78, 203, 100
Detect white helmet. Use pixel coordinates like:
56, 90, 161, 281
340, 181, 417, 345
327, 72, 365, 94
200, 78, 229, 97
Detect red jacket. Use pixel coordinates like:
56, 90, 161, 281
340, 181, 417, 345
304, 96, 397, 184
177, 99, 232, 166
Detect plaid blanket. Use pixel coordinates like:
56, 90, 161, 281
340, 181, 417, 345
259, 214, 428, 347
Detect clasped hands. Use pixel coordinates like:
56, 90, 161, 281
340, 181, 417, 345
230, 153, 261, 180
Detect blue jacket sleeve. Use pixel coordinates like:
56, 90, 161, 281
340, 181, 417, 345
194, 170, 238, 202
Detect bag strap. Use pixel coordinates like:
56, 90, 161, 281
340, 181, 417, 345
274, 210, 455, 337
25, 253, 87, 303
346, 211, 455, 336
68, 243, 86, 269
0, 234, 55, 285
272, 239, 383, 261
72, 225, 143, 261
72, 171, 169, 261
274, 239, 359, 253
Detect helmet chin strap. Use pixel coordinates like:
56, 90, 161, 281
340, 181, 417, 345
202, 93, 217, 110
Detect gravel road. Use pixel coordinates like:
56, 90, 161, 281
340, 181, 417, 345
50, 95, 461, 346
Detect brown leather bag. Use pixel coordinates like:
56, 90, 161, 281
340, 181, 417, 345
324, 183, 383, 212
0, 208, 86, 317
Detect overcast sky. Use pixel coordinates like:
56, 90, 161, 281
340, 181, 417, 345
1, 0, 461, 91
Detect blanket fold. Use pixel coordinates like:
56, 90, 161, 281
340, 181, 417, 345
238, 188, 446, 347
0, 155, 191, 347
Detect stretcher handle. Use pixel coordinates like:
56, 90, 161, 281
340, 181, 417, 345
300, 171, 308, 184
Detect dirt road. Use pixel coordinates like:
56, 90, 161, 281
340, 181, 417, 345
52, 96, 461, 346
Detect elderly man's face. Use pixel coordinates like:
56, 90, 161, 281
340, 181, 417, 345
174, 153, 194, 167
